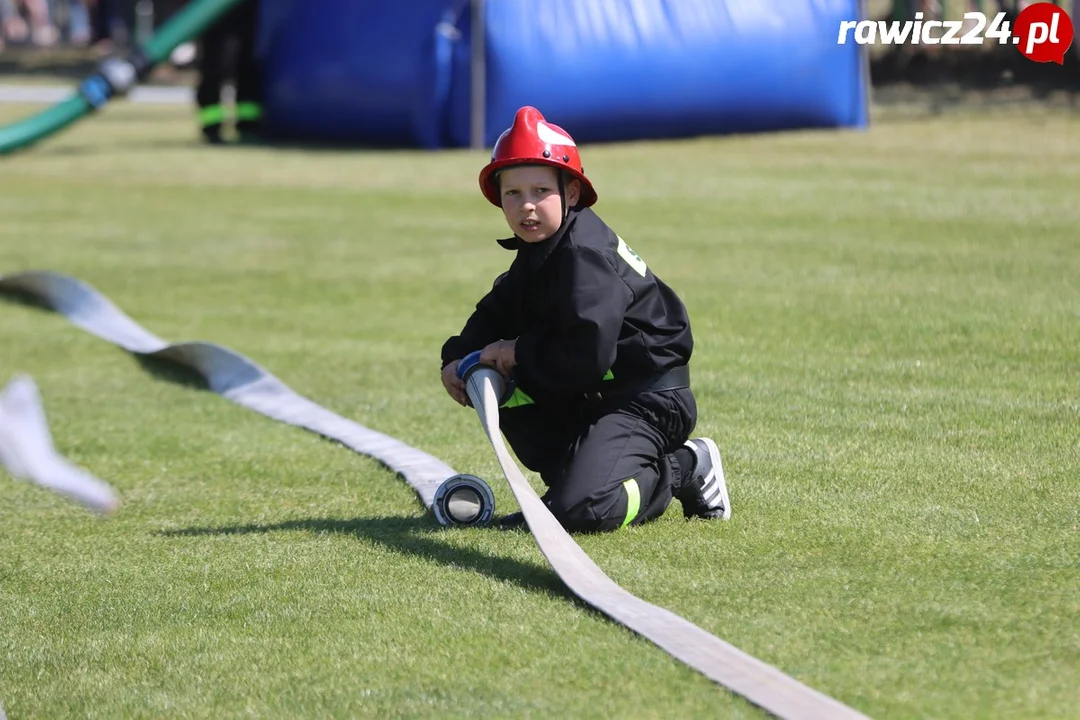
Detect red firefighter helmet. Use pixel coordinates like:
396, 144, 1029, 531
478, 106, 597, 209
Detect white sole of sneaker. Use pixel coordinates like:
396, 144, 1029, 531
699, 438, 731, 521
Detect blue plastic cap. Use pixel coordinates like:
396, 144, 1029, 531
457, 350, 517, 406
456, 350, 484, 381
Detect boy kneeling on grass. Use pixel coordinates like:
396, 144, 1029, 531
440, 106, 730, 533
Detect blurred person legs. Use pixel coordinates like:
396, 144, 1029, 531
195, 0, 262, 145
22, 0, 58, 46
90, 0, 126, 53
0, 0, 29, 49
67, 0, 91, 45
233, 0, 262, 142
195, 11, 228, 143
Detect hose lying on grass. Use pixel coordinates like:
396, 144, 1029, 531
0, 270, 455, 508
0, 269, 871, 720
0, 374, 119, 513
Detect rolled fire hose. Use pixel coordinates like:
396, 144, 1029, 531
0, 270, 870, 719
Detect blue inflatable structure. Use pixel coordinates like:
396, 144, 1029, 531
257, 0, 869, 148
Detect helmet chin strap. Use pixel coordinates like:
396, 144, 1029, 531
558, 171, 572, 222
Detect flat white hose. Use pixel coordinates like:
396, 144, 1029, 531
0, 270, 455, 509
1, 269, 871, 719
0, 374, 119, 513
463, 365, 870, 720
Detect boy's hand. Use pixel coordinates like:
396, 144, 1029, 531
441, 360, 470, 407
480, 339, 517, 380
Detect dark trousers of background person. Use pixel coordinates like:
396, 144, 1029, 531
91, 0, 124, 45
195, 0, 261, 143
498, 387, 698, 533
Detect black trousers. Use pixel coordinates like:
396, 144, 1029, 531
196, 0, 261, 127
499, 387, 697, 533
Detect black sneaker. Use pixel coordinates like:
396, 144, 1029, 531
678, 438, 731, 520
236, 120, 263, 145
497, 511, 526, 529
200, 124, 223, 144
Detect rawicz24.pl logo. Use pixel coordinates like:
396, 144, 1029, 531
838, 1, 1075, 64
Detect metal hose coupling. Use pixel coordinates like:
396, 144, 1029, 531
78, 49, 152, 110
431, 349, 518, 528
433, 473, 496, 527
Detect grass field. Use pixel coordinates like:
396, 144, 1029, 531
0, 100, 1078, 719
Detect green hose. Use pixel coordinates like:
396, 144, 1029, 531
0, 0, 245, 155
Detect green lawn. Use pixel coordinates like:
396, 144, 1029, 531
0, 100, 1077, 719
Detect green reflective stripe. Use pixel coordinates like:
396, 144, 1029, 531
501, 387, 535, 408
198, 104, 225, 127
602, 369, 614, 381
236, 102, 263, 121
620, 478, 640, 528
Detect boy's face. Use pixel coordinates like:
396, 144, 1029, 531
498, 165, 581, 243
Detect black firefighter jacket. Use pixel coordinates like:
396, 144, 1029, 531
441, 208, 694, 405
